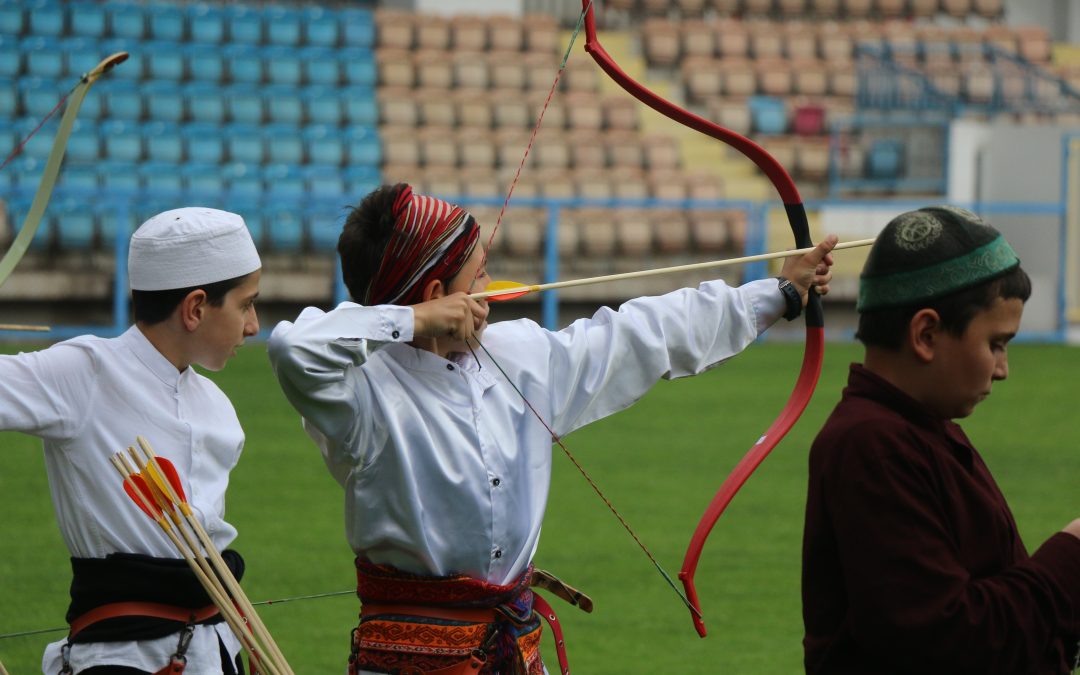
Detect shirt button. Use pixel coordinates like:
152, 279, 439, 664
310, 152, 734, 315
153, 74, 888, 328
492, 477, 501, 487
493, 549, 502, 559
446, 364, 454, 371
391, 330, 400, 339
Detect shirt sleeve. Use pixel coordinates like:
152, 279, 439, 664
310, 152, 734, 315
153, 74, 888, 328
0, 342, 97, 442
266, 302, 414, 471
822, 423, 1080, 673
542, 277, 785, 437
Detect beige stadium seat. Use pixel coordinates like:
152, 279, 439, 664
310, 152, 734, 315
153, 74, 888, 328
375, 10, 414, 50
818, 24, 853, 62
941, 0, 971, 19
841, 0, 872, 18
381, 125, 422, 166
706, 97, 752, 136
378, 86, 420, 126
417, 89, 456, 128
760, 135, 795, 173
648, 169, 689, 202
686, 171, 725, 200
524, 52, 559, 92
454, 51, 491, 91
414, 49, 454, 89
615, 209, 654, 257
683, 56, 724, 103
997, 63, 1027, 106
689, 210, 730, 252
642, 0, 672, 16
795, 137, 830, 180
750, 22, 784, 60
676, 0, 710, 16
491, 90, 531, 129
884, 20, 918, 64
778, 0, 810, 18
450, 15, 489, 51
459, 167, 502, 199
643, 19, 682, 68
534, 133, 571, 170
420, 167, 461, 198
744, 0, 773, 15
973, 0, 1003, 19
415, 14, 451, 51
785, 23, 819, 60
983, 25, 1017, 55
611, 166, 650, 200
757, 58, 794, 96
918, 26, 954, 68
381, 163, 421, 185
488, 14, 525, 52
792, 58, 828, 96
502, 208, 544, 258
716, 19, 750, 59
726, 209, 748, 251
527, 89, 565, 131
457, 128, 497, 168
606, 131, 646, 170
602, 95, 639, 131
653, 208, 691, 254
682, 20, 716, 59
524, 14, 559, 54
909, 0, 939, 19
495, 128, 533, 168
827, 61, 856, 97
564, 91, 604, 131
377, 48, 415, 88
810, 0, 842, 18
712, 0, 742, 17
876, 0, 907, 18
1016, 26, 1051, 63
962, 62, 995, 103
455, 90, 495, 129
577, 207, 619, 258
643, 133, 681, 170
925, 63, 962, 97
569, 130, 608, 170
490, 51, 528, 90
720, 58, 757, 97
562, 58, 601, 93
418, 125, 459, 167
952, 27, 986, 66
574, 169, 614, 200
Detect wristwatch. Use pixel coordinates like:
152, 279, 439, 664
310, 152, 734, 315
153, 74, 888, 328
776, 277, 802, 321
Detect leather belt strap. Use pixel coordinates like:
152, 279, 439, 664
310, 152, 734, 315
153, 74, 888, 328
532, 593, 570, 675
69, 602, 220, 640
360, 603, 498, 624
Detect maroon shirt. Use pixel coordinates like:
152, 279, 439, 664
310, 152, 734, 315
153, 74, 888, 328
803, 364, 1080, 675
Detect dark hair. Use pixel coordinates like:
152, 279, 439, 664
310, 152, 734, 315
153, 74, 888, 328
856, 265, 1032, 349
132, 274, 250, 325
338, 183, 405, 302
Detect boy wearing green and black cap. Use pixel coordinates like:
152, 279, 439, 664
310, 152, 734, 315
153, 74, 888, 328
801, 206, 1080, 674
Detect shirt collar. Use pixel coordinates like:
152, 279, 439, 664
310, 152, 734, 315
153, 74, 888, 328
121, 325, 184, 389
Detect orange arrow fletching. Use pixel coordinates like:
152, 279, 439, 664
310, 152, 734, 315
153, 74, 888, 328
154, 456, 187, 502
484, 280, 533, 301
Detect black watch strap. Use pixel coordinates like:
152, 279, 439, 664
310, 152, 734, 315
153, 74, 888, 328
777, 277, 802, 321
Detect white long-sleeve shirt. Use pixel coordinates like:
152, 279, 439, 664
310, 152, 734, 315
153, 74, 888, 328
268, 278, 785, 587
0, 326, 243, 674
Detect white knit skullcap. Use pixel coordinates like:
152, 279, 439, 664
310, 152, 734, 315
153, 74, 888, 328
128, 207, 261, 291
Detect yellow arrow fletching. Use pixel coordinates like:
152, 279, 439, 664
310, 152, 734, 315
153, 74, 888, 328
484, 280, 534, 301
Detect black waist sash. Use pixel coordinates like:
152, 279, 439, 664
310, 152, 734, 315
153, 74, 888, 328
66, 550, 244, 643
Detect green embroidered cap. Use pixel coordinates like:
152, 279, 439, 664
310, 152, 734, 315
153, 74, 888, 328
857, 206, 1021, 312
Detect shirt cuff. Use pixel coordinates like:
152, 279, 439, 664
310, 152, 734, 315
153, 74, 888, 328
379, 304, 414, 342
1030, 531, 1080, 609
743, 277, 787, 333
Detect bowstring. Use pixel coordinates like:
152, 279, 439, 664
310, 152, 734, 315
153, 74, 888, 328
464, 1, 699, 616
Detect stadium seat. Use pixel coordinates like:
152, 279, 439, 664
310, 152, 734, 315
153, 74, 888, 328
105, 79, 143, 121
792, 103, 825, 135
265, 46, 303, 86
262, 163, 306, 199
139, 160, 184, 194
302, 86, 344, 127
264, 123, 304, 164
264, 206, 305, 251
59, 160, 99, 191
302, 47, 342, 87
749, 95, 788, 134
242, 210, 266, 247
303, 125, 344, 166
224, 123, 264, 164
414, 50, 453, 90
187, 4, 225, 44
184, 81, 225, 124
224, 83, 264, 124
345, 125, 381, 166
22, 37, 65, 79
266, 6, 302, 47
52, 197, 96, 250
101, 120, 143, 161
101, 38, 145, 80
342, 87, 378, 126
225, 44, 262, 84
225, 5, 263, 45
146, 43, 186, 81
67, 120, 101, 162
185, 44, 225, 83
15, 116, 54, 160
303, 7, 340, 48
343, 49, 377, 87
27, 0, 64, 36
0, 3, 23, 36
378, 87, 419, 126
416, 14, 451, 51
182, 122, 224, 164
0, 37, 20, 78
18, 77, 64, 119
417, 89, 455, 128
376, 48, 415, 88
148, 4, 186, 42
61, 37, 101, 80
181, 161, 223, 195
308, 209, 344, 251
68, 3, 106, 38
264, 85, 303, 125
866, 139, 903, 179
144, 81, 186, 123
453, 52, 490, 91
344, 165, 381, 197
11, 156, 44, 191
568, 130, 606, 170
0, 79, 18, 120
142, 121, 183, 163
606, 130, 645, 170
222, 161, 262, 198
105, 2, 147, 40
342, 8, 376, 49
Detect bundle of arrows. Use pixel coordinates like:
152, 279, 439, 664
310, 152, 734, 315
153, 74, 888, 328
109, 436, 294, 675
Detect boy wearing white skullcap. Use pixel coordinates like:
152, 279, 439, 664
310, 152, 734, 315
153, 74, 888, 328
0, 207, 261, 675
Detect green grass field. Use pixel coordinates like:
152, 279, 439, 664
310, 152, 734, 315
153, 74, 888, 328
2, 340, 1078, 673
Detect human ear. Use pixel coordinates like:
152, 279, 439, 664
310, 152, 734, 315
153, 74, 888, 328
179, 289, 208, 332
909, 308, 940, 363
422, 278, 445, 302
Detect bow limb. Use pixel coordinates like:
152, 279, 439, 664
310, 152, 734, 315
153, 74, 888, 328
580, 4, 823, 637
0, 52, 127, 290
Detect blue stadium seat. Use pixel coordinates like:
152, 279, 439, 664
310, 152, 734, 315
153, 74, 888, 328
100, 119, 143, 161
341, 8, 375, 49
265, 46, 302, 86
22, 37, 65, 79
264, 206, 305, 251
303, 125, 344, 166
96, 159, 140, 193
52, 197, 96, 250
344, 165, 381, 197
185, 44, 225, 83
182, 122, 224, 164
345, 125, 382, 166
342, 49, 376, 87
0, 78, 17, 118
181, 161, 223, 195
104, 79, 144, 121
303, 7, 340, 48
0, 36, 21, 78
302, 86, 343, 127
61, 37, 102, 79
59, 161, 99, 191
104, 2, 147, 41
142, 121, 183, 163
342, 87, 378, 126
146, 42, 186, 81
187, 4, 224, 44
67, 119, 101, 162
139, 160, 184, 194
224, 83, 263, 124
264, 84, 303, 125
144, 81, 186, 123
18, 77, 63, 118
308, 209, 344, 251
263, 123, 303, 164
28, 0, 65, 37
866, 139, 904, 179
223, 161, 262, 198
265, 6, 302, 47
148, 4, 186, 42
69, 3, 107, 39
262, 163, 305, 199
101, 39, 144, 80
17, 115, 56, 159
224, 44, 262, 84
13, 156, 45, 189
0, 119, 14, 158
0, 3, 23, 36
242, 210, 266, 247
749, 96, 787, 135
303, 164, 345, 199
183, 81, 225, 124
225, 6, 263, 45
224, 123, 264, 164
302, 47, 341, 87
77, 86, 104, 120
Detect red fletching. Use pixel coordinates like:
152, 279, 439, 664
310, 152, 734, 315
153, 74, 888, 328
124, 475, 161, 519
154, 456, 188, 502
